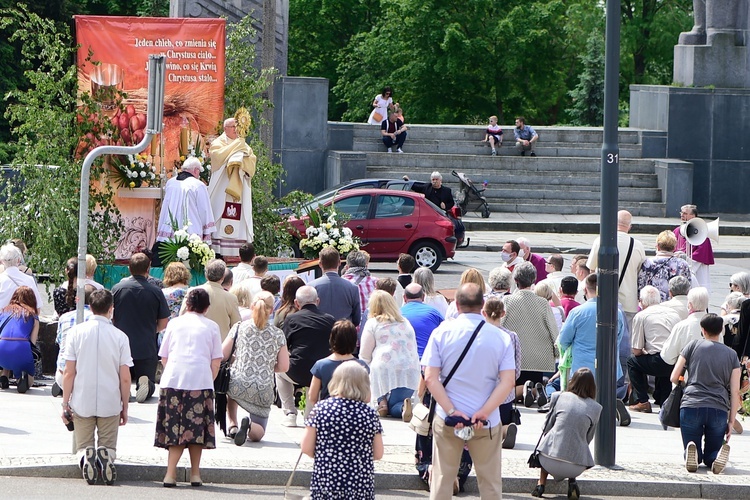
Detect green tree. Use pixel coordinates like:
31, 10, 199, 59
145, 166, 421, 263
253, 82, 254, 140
567, 30, 605, 126
0, 5, 121, 277
288, 0, 379, 120
621, 0, 692, 84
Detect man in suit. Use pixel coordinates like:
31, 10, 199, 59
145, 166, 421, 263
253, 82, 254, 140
309, 247, 361, 327
277, 286, 334, 427
180, 259, 241, 340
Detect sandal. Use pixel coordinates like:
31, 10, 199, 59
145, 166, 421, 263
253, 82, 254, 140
227, 426, 239, 439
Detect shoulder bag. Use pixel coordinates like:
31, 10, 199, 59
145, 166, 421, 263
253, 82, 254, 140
215, 322, 240, 394
528, 394, 558, 468
660, 367, 685, 428
409, 321, 485, 436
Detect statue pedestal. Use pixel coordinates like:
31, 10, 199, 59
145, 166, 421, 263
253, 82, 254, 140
630, 84, 750, 213
674, 33, 749, 88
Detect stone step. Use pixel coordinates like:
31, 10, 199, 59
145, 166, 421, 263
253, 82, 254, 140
354, 139, 644, 158
368, 166, 658, 188
346, 122, 644, 145
485, 200, 666, 217
478, 187, 662, 202
365, 154, 660, 174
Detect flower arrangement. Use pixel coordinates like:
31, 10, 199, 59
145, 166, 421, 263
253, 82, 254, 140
111, 154, 157, 188
299, 206, 360, 260
158, 211, 216, 272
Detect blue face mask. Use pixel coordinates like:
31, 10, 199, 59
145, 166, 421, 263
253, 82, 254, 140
500, 252, 511, 262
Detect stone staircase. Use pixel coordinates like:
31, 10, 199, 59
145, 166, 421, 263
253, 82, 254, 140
329, 123, 681, 217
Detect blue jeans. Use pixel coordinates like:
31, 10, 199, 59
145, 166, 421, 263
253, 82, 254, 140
679, 407, 728, 467
386, 387, 414, 418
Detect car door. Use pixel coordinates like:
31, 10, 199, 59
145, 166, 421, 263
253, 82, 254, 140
365, 193, 418, 258
332, 192, 373, 245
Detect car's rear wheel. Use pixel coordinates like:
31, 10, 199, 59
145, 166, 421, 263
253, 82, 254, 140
277, 241, 302, 259
410, 241, 443, 272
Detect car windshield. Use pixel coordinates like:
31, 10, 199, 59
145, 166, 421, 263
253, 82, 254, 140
302, 181, 372, 212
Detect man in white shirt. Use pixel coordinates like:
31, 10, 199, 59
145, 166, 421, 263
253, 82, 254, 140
62, 289, 133, 486
661, 287, 709, 365
661, 276, 691, 320
231, 243, 255, 284
422, 283, 515, 498
587, 210, 646, 330
0, 243, 43, 312
627, 286, 682, 412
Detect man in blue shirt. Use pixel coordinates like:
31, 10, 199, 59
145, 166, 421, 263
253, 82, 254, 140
401, 283, 444, 357
559, 273, 631, 426
514, 116, 538, 156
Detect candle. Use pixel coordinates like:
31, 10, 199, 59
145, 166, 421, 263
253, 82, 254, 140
150, 134, 158, 156
180, 127, 188, 156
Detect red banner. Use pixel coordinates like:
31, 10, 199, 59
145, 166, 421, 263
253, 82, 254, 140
75, 16, 226, 166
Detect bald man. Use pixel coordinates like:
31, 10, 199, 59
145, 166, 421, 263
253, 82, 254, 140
587, 210, 646, 329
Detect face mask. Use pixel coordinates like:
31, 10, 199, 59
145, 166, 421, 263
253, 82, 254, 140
518, 249, 525, 259
500, 252, 511, 262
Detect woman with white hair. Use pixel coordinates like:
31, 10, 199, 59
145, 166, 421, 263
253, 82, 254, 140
486, 267, 512, 299
0, 243, 43, 312
412, 267, 448, 316
721, 272, 750, 316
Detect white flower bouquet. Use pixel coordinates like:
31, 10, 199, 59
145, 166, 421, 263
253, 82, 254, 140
158, 211, 215, 272
111, 153, 157, 188
299, 210, 359, 260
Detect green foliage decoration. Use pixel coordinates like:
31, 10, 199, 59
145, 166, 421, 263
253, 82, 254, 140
0, 4, 122, 278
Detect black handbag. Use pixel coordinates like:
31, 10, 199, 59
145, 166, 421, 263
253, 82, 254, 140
527, 431, 544, 468
660, 372, 685, 428
215, 323, 239, 394
510, 399, 522, 426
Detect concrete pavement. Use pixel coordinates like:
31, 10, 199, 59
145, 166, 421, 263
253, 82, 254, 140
0, 380, 748, 497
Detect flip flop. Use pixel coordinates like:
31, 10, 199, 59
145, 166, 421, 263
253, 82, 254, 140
227, 426, 239, 439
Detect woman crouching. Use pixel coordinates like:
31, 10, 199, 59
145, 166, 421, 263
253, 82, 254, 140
532, 367, 602, 499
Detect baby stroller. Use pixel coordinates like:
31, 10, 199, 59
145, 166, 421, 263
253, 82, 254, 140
452, 170, 490, 218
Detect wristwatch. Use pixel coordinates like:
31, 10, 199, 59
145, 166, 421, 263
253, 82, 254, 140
447, 407, 456, 416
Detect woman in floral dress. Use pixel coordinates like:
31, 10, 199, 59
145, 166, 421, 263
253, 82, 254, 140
359, 290, 420, 417
154, 288, 222, 487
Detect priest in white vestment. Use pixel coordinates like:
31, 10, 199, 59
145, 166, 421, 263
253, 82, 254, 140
208, 117, 257, 257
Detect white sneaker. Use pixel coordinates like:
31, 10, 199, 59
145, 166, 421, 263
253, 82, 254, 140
685, 441, 698, 472
397, 148, 403, 153
491, 149, 497, 156
712, 443, 730, 474
281, 412, 298, 427
387, 148, 392, 153
135, 375, 150, 403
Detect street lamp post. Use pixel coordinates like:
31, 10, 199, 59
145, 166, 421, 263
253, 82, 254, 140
595, 0, 621, 467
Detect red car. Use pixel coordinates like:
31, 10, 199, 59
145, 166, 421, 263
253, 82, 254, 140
288, 189, 457, 272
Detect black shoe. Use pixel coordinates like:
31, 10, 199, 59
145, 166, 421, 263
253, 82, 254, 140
51, 382, 63, 397
235, 416, 250, 446
530, 152, 537, 157
523, 381, 535, 407
96, 447, 116, 486
567, 479, 580, 499
532, 484, 545, 497
616, 399, 631, 427
0, 375, 9, 389
502, 423, 517, 449
535, 383, 547, 407
17, 372, 29, 393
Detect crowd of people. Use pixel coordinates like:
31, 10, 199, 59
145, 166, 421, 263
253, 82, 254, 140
0, 195, 746, 497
